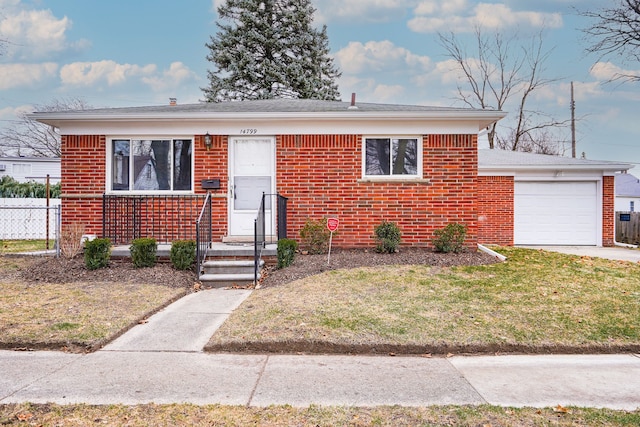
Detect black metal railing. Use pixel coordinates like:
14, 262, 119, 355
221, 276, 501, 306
103, 194, 207, 245
196, 192, 213, 279
254, 193, 266, 285
254, 193, 288, 285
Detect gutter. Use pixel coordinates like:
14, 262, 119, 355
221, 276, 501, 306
477, 244, 507, 261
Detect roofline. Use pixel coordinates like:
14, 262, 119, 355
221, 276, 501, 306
479, 163, 633, 173
0, 156, 60, 162
27, 110, 507, 121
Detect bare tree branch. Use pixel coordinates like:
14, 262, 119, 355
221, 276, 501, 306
579, 0, 640, 82
438, 27, 565, 153
0, 98, 91, 158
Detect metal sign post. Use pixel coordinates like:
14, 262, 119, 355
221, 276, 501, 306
327, 217, 339, 266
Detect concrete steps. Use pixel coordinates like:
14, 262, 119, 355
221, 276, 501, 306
199, 243, 277, 288
200, 259, 263, 288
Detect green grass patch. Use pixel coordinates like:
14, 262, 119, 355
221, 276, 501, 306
210, 248, 640, 351
0, 239, 49, 253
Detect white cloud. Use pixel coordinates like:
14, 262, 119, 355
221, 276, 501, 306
372, 84, 405, 101
142, 62, 199, 91
589, 62, 640, 82
0, 62, 58, 90
60, 61, 157, 87
0, 5, 89, 60
334, 40, 431, 75
314, 0, 413, 23
408, 2, 562, 33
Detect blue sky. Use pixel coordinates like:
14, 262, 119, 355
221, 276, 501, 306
0, 0, 639, 166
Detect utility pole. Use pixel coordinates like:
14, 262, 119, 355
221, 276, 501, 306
571, 81, 576, 158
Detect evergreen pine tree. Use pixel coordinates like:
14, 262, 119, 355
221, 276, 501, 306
202, 0, 341, 102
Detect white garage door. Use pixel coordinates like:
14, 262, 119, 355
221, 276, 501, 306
514, 181, 598, 245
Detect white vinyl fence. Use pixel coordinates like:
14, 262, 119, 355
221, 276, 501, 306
0, 198, 61, 240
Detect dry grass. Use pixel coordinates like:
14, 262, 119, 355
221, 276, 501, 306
0, 403, 638, 426
208, 247, 640, 354
0, 257, 186, 351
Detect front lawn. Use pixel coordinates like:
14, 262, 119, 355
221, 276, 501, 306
0, 257, 187, 351
207, 247, 640, 354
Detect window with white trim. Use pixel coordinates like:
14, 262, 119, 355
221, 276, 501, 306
363, 137, 421, 178
110, 138, 193, 192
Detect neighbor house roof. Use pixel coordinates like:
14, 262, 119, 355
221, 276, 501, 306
29, 98, 506, 131
478, 149, 632, 173
616, 173, 640, 197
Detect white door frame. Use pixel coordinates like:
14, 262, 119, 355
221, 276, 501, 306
227, 136, 276, 237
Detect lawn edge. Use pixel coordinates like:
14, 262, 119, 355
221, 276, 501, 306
204, 340, 640, 356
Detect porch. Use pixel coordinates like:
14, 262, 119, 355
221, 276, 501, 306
102, 193, 285, 287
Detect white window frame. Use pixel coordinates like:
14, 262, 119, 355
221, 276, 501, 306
105, 136, 195, 194
361, 135, 423, 180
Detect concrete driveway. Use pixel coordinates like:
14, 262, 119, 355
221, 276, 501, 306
521, 245, 640, 263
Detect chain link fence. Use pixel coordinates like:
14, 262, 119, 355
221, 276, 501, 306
0, 198, 61, 256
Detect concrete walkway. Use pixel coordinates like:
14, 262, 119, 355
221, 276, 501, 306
1, 288, 639, 410
522, 245, 640, 263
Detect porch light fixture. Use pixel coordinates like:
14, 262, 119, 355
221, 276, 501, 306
204, 132, 212, 150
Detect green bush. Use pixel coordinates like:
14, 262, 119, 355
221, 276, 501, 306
277, 238, 298, 269
84, 238, 111, 270
433, 223, 467, 253
299, 218, 331, 254
130, 237, 157, 268
170, 240, 196, 270
374, 220, 402, 253
0, 175, 61, 198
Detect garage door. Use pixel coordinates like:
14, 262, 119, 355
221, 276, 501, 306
514, 181, 598, 245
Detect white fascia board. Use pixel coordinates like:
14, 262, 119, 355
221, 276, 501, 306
30, 110, 506, 135
479, 164, 632, 176
46, 117, 491, 136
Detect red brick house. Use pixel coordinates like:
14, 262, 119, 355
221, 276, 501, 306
31, 98, 629, 250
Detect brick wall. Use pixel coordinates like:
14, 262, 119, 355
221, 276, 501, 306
62, 133, 480, 248
477, 176, 514, 246
603, 175, 615, 247
195, 134, 228, 240
61, 134, 228, 243
60, 135, 106, 235
277, 134, 478, 248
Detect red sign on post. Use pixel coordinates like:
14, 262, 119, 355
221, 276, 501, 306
327, 217, 339, 232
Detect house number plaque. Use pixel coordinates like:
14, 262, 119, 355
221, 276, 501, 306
240, 128, 257, 135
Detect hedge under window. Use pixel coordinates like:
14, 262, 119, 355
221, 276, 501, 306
364, 137, 419, 177
111, 139, 192, 192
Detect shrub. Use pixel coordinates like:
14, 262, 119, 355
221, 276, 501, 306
130, 237, 157, 268
170, 240, 196, 270
433, 223, 467, 253
277, 238, 298, 269
60, 223, 86, 259
299, 218, 330, 254
84, 238, 111, 270
374, 220, 402, 253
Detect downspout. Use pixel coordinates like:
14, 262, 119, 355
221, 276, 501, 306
477, 244, 507, 261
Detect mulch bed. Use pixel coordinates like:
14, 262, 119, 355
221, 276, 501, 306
11, 248, 499, 289
18, 257, 196, 288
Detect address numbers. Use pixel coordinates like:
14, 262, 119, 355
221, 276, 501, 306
240, 128, 258, 135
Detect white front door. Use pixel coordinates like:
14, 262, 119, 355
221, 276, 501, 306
228, 137, 275, 237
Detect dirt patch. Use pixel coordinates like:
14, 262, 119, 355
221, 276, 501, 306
18, 256, 196, 288
259, 247, 500, 287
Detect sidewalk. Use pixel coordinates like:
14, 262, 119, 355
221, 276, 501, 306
1, 289, 639, 410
